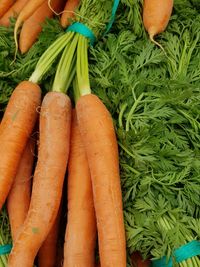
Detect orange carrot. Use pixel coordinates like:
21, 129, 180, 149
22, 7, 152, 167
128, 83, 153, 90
7, 137, 36, 241
13, 0, 47, 52
38, 203, 62, 267
0, 0, 29, 26
19, 0, 65, 54
63, 110, 96, 267
0, 0, 16, 18
8, 91, 71, 267
143, 0, 173, 47
60, 0, 79, 28
0, 81, 41, 211
76, 94, 126, 267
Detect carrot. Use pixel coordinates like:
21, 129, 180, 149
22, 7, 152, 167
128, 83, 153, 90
60, 0, 79, 28
76, 94, 126, 267
63, 110, 97, 267
0, 81, 41, 211
13, 0, 47, 53
0, 0, 29, 26
143, 0, 173, 48
7, 137, 36, 241
8, 91, 71, 267
38, 203, 62, 267
131, 252, 151, 267
0, 0, 16, 18
19, 0, 65, 54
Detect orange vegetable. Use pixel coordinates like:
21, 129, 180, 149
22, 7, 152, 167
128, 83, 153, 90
143, 0, 173, 47
8, 92, 71, 267
0, 81, 41, 211
7, 137, 36, 241
60, 0, 79, 28
0, 0, 29, 26
76, 94, 126, 267
63, 110, 96, 267
38, 204, 62, 267
13, 0, 46, 51
0, 0, 16, 18
19, 0, 65, 54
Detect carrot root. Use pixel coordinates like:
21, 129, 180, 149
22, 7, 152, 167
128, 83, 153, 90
8, 91, 71, 267
76, 94, 126, 267
0, 81, 41, 211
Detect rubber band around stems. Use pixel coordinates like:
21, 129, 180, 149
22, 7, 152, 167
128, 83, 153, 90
65, 0, 120, 45
66, 22, 96, 46
151, 240, 200, 267
0, 244, 12, 255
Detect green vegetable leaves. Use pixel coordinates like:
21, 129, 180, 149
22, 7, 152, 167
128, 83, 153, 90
90, 0, 200, 263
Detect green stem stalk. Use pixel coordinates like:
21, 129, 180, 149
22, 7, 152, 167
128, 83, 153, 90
52, 34, 79, 93
29, 32, 74, 83
76, 35, 91, 96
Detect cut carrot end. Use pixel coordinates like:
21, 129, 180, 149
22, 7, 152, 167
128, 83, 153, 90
149, 33, 166, 54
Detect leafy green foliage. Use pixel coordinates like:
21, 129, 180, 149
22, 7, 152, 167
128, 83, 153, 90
90, 0, 200, 264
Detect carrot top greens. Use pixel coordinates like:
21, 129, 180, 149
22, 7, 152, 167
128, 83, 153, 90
90, 1, 200, 266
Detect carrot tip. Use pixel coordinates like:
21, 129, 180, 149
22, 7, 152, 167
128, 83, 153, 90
13, 20, 20, 61
149, 33, 166, 54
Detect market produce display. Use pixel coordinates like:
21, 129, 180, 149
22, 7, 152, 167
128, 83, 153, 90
0, 0, 200, 267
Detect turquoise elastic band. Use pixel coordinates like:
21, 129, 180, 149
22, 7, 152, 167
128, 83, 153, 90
66, 22, 96, 46
66, 0, 120, 44
0, 244, 12, 255
105, 0, 120, 34
151, 241, 200, 267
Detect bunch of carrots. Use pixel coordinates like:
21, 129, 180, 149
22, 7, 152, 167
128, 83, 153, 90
0, 0, 174, 266
0, 0, 78, 53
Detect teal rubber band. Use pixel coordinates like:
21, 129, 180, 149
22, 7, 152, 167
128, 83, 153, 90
151, 241, 200, 267
0, 244, 12, 255
66, 22, 96, 46
105, 0, 120, 34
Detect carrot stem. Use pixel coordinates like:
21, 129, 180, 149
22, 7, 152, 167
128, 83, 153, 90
52, 34, 79, 93
29, 32, 74, 83
76, 35, 90, 96
73, 76, 80, 103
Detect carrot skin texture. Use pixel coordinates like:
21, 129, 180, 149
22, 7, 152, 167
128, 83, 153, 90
19, 0, 65, 54
0, 0, 29, 26
143, 0, 173, 38
60, 0, 79, 28
7, 137, 35, 241
63, 110, 97, 267
38, 204, 62, 267
76, 94, 126, 267
8, 92, 71, 267
0, 81, 41, 211
0, 0, 16, 18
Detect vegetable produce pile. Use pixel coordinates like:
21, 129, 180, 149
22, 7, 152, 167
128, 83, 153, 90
0, 0, 200, 267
